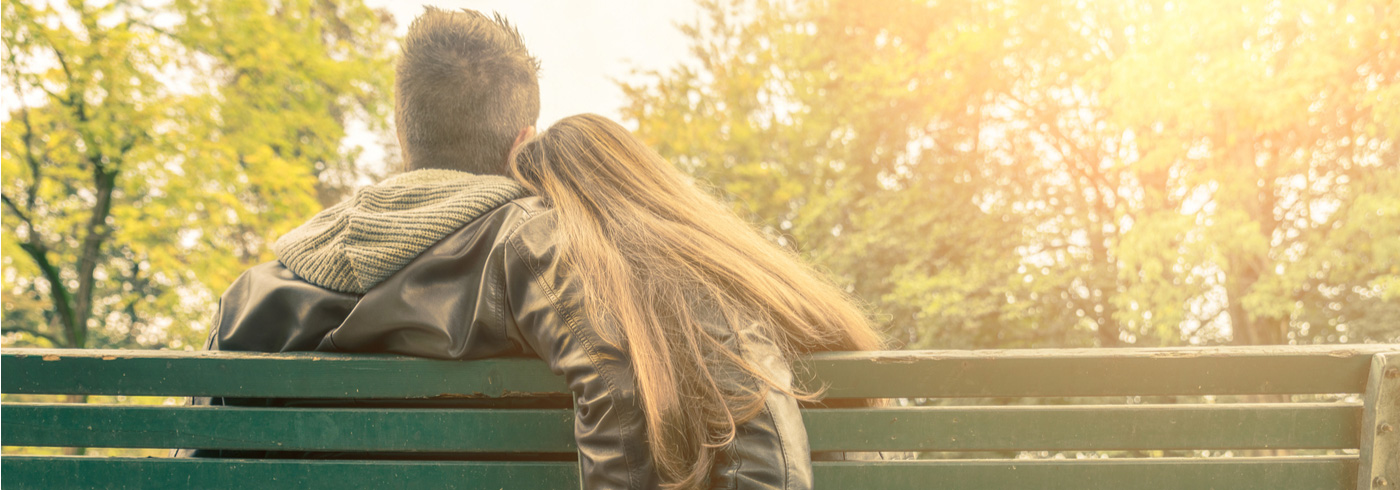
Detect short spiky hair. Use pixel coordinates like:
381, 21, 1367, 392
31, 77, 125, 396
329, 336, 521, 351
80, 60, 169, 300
395, 7, 540, 175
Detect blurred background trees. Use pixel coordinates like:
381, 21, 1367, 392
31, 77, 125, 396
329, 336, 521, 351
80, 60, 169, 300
623, 0, 1399, 348
3, 0, 1396, 351
1, 0, 395, 349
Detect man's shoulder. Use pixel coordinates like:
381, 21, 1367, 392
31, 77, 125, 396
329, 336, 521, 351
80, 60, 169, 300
232, 260, 302, 288
226, 259, 359, 302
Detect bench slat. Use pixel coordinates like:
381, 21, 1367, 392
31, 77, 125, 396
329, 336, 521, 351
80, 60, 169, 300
805, 345, 1392, 398
0, 456, 579, 490
0, 456, 1358, 490
813, 457, 1359, 490
2, 403, 1361, 452
1, 404, 577, 453
4, 346, 1390, 398
803, 403, 1362, 451
0, 350, 568, 399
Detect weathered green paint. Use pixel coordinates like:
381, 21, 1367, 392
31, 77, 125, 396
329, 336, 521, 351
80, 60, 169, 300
1, 349, 568, 398
811, 457, 1359, 490
1357, 351, 1400, 490
5, 402, 1360, 453
0, 456, 1358, 490
2, 404, 578, 453
4, 345, 1391, 399
3, 346, 1396, 489
802, 403, 1362, 451
0, 456, 580, 490
801, 345, 1394, 398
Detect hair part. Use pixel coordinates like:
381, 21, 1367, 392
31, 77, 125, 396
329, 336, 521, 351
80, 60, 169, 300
396, 7, 540, 175
511, 114, 885, 489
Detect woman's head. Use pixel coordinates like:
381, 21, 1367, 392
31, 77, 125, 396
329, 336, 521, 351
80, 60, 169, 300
511, 114, 884, 489
510, 114, 704, 222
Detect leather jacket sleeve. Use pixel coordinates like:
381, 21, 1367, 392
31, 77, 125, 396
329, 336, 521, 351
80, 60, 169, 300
501, 206, 660, 489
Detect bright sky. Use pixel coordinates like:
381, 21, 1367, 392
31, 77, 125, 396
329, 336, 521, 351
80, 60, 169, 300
366, 0, 702, 127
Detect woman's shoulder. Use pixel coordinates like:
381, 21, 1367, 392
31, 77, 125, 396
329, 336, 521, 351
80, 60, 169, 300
503, 195, 551, 216
497, 196, 563, 260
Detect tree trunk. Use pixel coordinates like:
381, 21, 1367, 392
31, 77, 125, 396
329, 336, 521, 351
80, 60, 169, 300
70, 166, 118, 350
58, 394, 89, 456
1089, 226, 1121, 347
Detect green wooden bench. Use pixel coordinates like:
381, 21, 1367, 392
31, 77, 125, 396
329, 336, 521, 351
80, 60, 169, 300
2, 345, 1396, 489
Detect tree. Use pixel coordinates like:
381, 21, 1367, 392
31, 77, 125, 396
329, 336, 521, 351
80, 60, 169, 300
622, 0, 1399, 347
1, 0, 396, 350
1099, 0, 1400, 345
623, 0, 1063, 348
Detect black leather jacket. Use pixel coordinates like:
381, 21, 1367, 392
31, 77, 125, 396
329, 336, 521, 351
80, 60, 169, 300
199, 197, 813, 490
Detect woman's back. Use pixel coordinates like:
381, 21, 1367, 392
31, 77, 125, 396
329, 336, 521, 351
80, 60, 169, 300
510, 114, 884, 489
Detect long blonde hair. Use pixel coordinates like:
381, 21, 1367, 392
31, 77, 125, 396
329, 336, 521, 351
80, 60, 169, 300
509, 114, 884, 488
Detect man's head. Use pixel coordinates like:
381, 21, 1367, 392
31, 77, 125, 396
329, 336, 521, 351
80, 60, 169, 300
396, 8, 540, 175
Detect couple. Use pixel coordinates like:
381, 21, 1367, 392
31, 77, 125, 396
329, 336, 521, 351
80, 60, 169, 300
197, 8, 882, 489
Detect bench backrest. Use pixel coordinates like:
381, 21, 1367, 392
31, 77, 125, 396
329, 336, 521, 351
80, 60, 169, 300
2, 345, 1397, 489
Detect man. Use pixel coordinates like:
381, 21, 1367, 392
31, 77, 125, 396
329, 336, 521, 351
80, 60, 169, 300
189, 8, 810, 489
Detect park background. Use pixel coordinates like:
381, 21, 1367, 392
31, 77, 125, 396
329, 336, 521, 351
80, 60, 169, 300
3, 0, 1397, 358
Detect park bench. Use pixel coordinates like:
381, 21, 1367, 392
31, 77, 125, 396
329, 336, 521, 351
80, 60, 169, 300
2, 344, 1396, 489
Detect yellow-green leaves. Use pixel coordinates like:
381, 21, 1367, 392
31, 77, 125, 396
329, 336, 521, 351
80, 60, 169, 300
1, 0, 395, 349
625, 0, 1399, 348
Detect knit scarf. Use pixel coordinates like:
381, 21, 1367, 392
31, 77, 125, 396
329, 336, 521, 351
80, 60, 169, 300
272, 169, 528, 294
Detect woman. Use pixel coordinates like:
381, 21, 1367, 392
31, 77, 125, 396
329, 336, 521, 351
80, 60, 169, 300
509, 114, 886, 489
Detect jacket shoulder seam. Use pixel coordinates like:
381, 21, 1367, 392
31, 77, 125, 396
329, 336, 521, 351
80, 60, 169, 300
769, 399, 792, 489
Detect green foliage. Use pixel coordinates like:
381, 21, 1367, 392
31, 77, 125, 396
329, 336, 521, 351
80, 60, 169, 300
1, 0, 396, 349
623, 0, 1400, 347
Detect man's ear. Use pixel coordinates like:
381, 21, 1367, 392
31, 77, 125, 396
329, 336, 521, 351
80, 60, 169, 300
512, 126, 536, 152
504, 126, 536, 170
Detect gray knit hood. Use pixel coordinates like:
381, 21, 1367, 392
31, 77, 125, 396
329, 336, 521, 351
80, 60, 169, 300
272, 169, 529, 294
